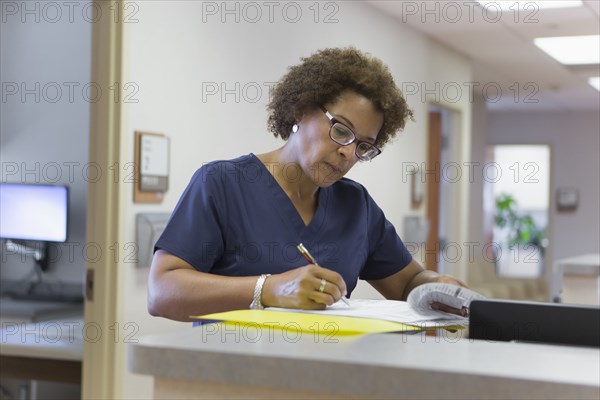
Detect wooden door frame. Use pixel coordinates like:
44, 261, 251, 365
425, 111, 442, 271
82, 1, 123, 398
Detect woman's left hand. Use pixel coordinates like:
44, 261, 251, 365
436, 274, 468, 288
430, 274, 470, 317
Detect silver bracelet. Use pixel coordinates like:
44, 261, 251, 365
249, 274, 271, 310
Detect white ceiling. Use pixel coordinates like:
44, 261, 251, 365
366, 0, 600, 111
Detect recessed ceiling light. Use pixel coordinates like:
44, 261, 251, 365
534, 35, 600, 65
589, 77, 600, 91
478, 1, 583, 10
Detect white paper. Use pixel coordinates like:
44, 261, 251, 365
407, 283, 487, 317
268, 299, 466, 328
141, 135, 169, 176
267, 284, 487, 328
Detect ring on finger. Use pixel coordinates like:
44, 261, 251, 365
319, 278, 327, 293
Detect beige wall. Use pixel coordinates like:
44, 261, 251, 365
114, 2, 473, 398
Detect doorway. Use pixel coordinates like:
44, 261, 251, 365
424, 104, 462, 276
483, 145, 551, 278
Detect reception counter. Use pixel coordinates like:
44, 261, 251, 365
0, 315, 83, 383
129, 325, 600, 399
552, 253, 600, 305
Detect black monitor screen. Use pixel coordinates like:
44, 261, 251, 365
0, 183, 68, 243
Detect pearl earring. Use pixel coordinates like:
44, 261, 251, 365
292, 124, 299, 133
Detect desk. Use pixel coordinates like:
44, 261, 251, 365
129, 326, 600, 399
0, 316, 83, 384
552, 254, 600, 305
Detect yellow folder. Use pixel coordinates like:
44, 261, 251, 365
191, 309, 422, 336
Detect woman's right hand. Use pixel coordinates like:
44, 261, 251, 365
261, 264, 347, 309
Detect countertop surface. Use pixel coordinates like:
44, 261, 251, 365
555, 254, 600, 275
129, 325, 600, 398
1, 315, 84, 361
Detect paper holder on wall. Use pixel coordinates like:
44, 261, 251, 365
136, 212, 171, 268
402, 215, 430, 245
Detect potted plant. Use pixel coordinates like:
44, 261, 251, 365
495, 193, 547, 251
494, 193, 547, 276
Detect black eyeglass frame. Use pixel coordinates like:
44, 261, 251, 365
319, 106, 382, 161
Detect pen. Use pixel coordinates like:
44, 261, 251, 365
297, 243, 351, 306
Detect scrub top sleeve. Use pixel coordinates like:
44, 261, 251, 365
359, 185, 413, 280
154, 167, 226, 272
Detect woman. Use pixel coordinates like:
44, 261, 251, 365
148, 47, 466, 322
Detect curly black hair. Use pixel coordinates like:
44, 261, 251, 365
267, 47, 414, 148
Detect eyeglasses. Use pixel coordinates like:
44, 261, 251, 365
320, 106, 381, 161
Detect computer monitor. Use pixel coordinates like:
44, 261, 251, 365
0, 183, 68, 243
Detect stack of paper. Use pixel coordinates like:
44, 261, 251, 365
192, 299, 467, 336
268, 298, 468, 327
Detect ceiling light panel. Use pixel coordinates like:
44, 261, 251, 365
477, 1, 583, 10
534, 35, 600, 65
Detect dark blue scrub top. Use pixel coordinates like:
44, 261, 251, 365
155, 154, 412, 295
